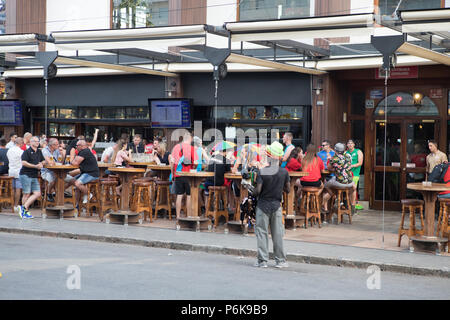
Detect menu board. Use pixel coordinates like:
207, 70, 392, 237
0, 100, 22, 125
149, 99, 191, 128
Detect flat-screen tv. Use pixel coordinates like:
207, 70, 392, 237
149, 98, 192, 128
0, 100, 23, 125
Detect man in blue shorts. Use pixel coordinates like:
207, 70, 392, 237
18, 136, 46, 218
68, 139, 99, 204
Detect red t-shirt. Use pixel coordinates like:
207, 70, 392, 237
286, 158, 302, 172
300, 157, 324, 182
171, 143, 197, 178
439, 166, 450, 195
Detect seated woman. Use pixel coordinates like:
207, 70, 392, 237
322, 142, 356, 214
286, 147, 303, 172
111, 140, 132, 196
153, 142, 170, 165
299, 144, 324, 196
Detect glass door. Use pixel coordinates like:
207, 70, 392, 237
373, 121, 402, 210
372, 119, 437, 210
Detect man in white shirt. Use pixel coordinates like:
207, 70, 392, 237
6, 133, 17, 149
7, 137, 24, 207
100, 142, 118, 163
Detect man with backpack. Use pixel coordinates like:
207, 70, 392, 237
170, 131, 196, 219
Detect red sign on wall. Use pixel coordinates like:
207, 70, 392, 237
375, 66, 419, 79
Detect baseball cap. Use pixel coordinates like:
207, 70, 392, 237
266, 141, 284, 158
334, 142, 345, 153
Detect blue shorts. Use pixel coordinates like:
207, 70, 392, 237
19, 175, 41, 194
13, 178, 22, 189
75, 173, 98, 185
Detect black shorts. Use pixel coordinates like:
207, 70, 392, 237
301, 180, 322, 188
174, 176, 190, 195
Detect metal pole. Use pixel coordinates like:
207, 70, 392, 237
45, 79, 48, 137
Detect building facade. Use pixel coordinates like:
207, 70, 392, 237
1, 0, 450, 209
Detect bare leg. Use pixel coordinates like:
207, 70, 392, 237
14, 188, 22, 206
24, 191, 41, 210
176, 194, 183, 219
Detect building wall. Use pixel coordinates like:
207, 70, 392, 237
46, 0, 110, 34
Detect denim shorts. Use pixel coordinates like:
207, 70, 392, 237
13, 178, 22, 189
75, 173, 98, 185
19, 175, 41, 194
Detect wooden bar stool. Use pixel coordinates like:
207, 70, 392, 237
330, 186, 353, 224
130, 177, 155, 211
99, 179, 118, 222
64, 185, 78, 209
134, 181, 153, 222
436, 198, 450, 252
154, 180, 172, 220
0, 176, 15, 213
398, 199, 424, 247
299, 187, 321, 228
206, 186, 229, 227
80, 180, 101, 217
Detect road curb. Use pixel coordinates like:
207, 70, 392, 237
0, 227, 448, 278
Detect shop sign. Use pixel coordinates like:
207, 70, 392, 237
375, 66, 418, 79
370, 89, 383, 99
365, 99, 375, 108
429, 88, 443, 99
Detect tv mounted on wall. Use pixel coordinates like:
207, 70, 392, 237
0, 99, 23, 125
149, 98, 192, 128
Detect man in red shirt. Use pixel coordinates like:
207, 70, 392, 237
170, 131, 196, 219
21, 132, 32, 151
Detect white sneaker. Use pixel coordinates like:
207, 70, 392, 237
254, 261, 268, 268
274, 261, 289, 269
82, 195, 88, 204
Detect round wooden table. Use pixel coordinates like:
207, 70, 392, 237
43, 164, 79, 219
147, 164, 172, 181
176, 171, 214, 231
406, 182, 450, 254
129, 162, 156, 169
106, 167, 146, 225
97, 162, 113, 178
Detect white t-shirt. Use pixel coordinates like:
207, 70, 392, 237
101, 146, 114, 163
5, 141, 15, 149
7, 145, 24, 178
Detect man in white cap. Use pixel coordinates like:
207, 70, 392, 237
253, 140, 290, 268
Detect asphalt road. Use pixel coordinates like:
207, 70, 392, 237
0, 233, 449, 300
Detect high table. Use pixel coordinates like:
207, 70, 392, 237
147, 164, 172, 181
284, 171, 310, 229
406, 182, 450, 254
106, 167, 146, 225
129, 162, 156, 170
43, 164, 79, 219
97, 162, 113, 178
176, 171, 214, 231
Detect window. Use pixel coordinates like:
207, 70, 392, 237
126, 107, 149, 119
0, 0, 5, 35
378, 0, 441, 17
351, 92, 366, 116
79, 107, 101, 119
49, 123, 76, 138
240, 0, 311, 21
112, 0, 169, 28
58, 107, 77, 119
374, 92, 439, 116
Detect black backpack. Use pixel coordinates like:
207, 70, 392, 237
428, 162, 450, 183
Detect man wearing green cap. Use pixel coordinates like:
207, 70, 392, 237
253, 140, 290, 268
